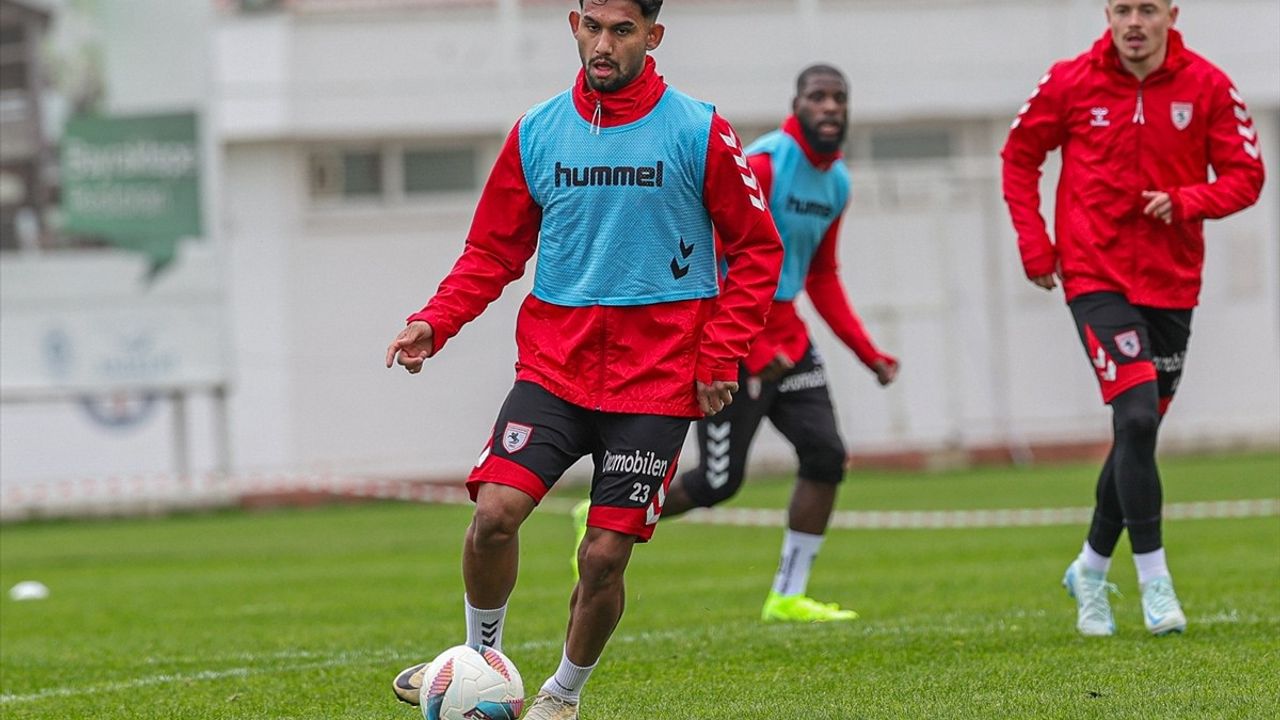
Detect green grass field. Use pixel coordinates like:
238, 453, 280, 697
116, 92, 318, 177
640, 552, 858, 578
2, 452, 1277, 719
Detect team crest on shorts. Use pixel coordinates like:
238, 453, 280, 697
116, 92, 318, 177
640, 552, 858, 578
502, 422, 532, 453
1114, 330, 1142, 358
1171, 102, 1193, 130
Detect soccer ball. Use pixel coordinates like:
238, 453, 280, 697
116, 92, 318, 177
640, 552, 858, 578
420, 644, 524, 720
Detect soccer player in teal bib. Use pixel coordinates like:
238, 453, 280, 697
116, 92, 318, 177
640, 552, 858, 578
385, 1, 783, 717
574, 65, 901, 624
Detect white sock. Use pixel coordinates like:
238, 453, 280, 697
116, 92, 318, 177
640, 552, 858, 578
771, 529, 824, 597
1134, 547, 1170, 585
464, 594, 507, 651
1081, 540, 1112, 575
540, 648, 595, 703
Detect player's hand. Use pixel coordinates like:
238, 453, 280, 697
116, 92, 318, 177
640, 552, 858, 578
872, 357, 899, 387
385, 321, 435, 374
1142, 190, 1173, 225
696, 380, 738, 416
1030, 273, 1058, 290
758, 352, 795, 382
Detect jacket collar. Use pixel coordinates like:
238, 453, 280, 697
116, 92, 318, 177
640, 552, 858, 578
1091, 27, 1190, 80
782, 115, 842, 171
571, 56, 667, 128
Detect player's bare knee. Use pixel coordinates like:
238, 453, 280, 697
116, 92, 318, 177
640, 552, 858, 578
469, 504, 521, 548
577, 536, 631, 592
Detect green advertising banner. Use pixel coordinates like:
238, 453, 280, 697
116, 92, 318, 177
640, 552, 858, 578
61, 112, 201, 272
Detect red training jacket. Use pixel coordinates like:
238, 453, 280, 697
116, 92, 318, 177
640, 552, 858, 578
743, 116, 896, 377
1001, 29, 1265, 308
407, 58, 783, 417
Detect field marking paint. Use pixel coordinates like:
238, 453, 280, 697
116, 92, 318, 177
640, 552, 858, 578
5, 609, 1275, 706
0, 653, 398, 706
5, 472, 1275, 529
675, 498, 1279, 530
0, 666, 258, 705
0, 630, 692, 706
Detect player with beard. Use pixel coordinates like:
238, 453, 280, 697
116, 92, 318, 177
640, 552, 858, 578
386, 1, 781, 717
1002, 0, 1264, 636
577, 64, 900, 623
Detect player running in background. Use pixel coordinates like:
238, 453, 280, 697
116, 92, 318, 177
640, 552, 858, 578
1001, 0, 1264, 637
385, 1, 781, 717
576, 64, 898, 624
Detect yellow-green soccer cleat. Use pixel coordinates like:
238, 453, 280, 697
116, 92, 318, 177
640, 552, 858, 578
761, 591, 859, 623
522, 691, 580, 720
570, 499, 590, 578
392, 661, 428, 706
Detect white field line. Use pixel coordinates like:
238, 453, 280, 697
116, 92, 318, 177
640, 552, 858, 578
3, 472, 1276, 528
4, 609, 1276, 706
680, 498, 1280, 530
0, 631, 681, 706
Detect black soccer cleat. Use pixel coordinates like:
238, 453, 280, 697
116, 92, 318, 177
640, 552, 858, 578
392, 661, 428, 706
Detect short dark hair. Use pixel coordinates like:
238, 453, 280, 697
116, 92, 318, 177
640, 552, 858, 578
579, 0, 663, 20
795, 64, 847, 96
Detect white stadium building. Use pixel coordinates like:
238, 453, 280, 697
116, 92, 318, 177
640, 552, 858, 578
1, 0, 1276, 513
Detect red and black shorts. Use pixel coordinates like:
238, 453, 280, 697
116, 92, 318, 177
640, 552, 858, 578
467, 381, 688, 541
1069, 292, 1192, 414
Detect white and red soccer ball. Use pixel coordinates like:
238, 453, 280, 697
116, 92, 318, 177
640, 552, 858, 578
420, 644, 524, 720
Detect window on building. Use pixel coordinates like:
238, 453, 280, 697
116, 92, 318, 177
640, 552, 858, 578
308, 143, 482, 203
403, 148, 476, 194
340, 151, 382, 197
307, 151, 337, 198
307, 148, 383, 199
0, 60, 27, 92
868, 129, 953, 162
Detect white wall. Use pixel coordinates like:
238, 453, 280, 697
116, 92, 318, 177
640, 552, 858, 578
0, 0, 229, 487
2, 0, 1276, 488
213, 0, 1280, 141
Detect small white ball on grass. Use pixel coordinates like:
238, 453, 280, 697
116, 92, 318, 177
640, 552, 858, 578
9, 581, 50, 601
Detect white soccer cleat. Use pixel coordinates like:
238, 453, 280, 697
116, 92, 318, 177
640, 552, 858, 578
1062, 557, 1118, 637
521, 691, 579, 720
392, 661, 428, 706
1141, 575, 1187, 636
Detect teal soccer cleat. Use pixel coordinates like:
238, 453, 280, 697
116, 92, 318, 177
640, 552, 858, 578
1140, 575, 1187, 636
1062, 557, 1118, 637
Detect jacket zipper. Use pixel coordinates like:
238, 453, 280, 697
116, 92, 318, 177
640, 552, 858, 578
1132, 83, 1146, 125
1132, 80, 1145, 287
590, 99, 602, 135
